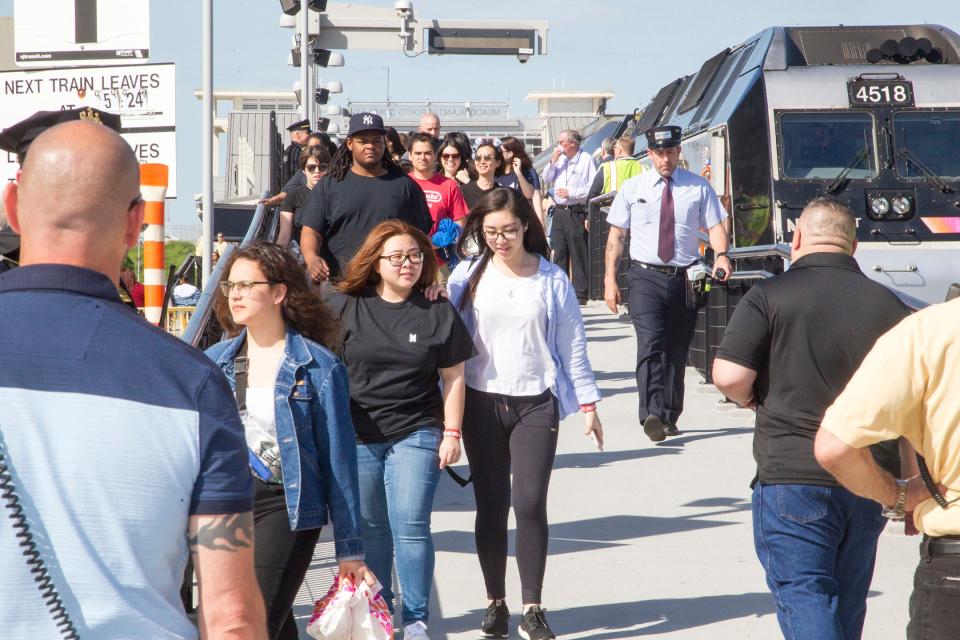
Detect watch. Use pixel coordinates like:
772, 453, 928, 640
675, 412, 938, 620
881, 479, 909, 521
716, 251, 729, 259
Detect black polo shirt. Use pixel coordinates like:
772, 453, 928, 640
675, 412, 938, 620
715, 252, 909, 486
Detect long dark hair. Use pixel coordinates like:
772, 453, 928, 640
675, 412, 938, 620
337, 220, 438, 294
455, 188, 549, 311
384, 126, 406, 159
499, 136, 533, 176
328, 133, 403, 181
436, 136, 473, 178
214, 242, 339, 348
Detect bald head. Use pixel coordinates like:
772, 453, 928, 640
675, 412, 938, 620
3, 120, 144, 277
419, 112, 440, 138
793, 196, 857, 258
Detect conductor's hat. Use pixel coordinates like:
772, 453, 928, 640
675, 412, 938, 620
0, 107, 122, 163
287, 119, 312, 133
644, 125, 682, 149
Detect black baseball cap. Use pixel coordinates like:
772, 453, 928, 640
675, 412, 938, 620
347, 112, 386, 136
645, 125, 682, 149
1, 107, 122, 163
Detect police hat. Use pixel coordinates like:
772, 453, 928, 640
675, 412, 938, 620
645, 125, 682, 149
347, 112, 386, 137
0, 107, 122, 163
287, 119, 312, 133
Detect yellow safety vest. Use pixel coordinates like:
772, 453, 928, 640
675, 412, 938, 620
602, 158, 644, 194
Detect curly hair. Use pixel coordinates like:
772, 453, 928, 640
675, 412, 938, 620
455, 187, 549, 311
328, 133, 403, 181
337, 220, 438, 294
213, 242, 339, 348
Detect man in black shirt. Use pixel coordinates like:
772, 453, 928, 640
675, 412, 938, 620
298, 113, 431, 281
282, 119, 311, 185
712, 197, 909, 640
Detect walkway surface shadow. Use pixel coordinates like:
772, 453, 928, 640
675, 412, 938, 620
437, 593, 776, 638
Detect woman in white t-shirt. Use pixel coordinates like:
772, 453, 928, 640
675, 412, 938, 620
447, 187, 604, 640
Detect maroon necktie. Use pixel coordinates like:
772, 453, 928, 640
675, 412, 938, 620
658, 176, 675, 264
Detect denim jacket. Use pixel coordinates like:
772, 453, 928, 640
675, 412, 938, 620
448, 256, 601, 419
205, 329, 363, 559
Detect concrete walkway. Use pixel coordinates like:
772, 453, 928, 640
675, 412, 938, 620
295, 303, 917, 639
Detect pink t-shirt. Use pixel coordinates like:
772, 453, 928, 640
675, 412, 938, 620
407, 173, 470, 234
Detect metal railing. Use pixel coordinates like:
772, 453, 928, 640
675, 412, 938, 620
181, 192, 275, 348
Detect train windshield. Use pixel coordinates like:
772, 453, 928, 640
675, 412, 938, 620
893, 112, 960, 179
779, 112, 877, 180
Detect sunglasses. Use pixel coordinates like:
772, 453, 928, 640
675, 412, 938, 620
475, 154, 496, 162
441, 152, 461, 160
305, 163, 328, 172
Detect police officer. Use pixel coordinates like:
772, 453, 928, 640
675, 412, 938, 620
603, 125, 731, 442
1, 107, 123, 275
283, 119, 312, 184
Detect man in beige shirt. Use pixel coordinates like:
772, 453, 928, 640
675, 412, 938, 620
815, 297, 960, 640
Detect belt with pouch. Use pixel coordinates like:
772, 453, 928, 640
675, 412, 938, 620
632, 260, 693, 277
924, 534, 960, 556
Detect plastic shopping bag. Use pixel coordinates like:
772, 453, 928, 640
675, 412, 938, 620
307, 576, 356, 640
306, 576, 393, 640
352, 580, 392, 640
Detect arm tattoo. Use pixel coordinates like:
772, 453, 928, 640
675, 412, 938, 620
189, 513, 254, 552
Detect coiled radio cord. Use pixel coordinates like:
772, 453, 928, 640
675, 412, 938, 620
0, 438, 80, 639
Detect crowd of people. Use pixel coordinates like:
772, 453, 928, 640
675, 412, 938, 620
1, 105, 958, 640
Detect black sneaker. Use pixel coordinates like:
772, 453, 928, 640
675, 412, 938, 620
481, 599, 509, 638
664, 421, 680, 436
518, 606, 555, 640
643, 415, 666, 442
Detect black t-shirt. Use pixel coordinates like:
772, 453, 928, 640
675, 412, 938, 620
460, 180, 502, 210
328, 288, 477, 443
298, 169, 432, 278
715, 253, 909, 487
282, 185, 312, 245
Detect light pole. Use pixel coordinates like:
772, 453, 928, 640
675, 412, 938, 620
201, 0, 213, 283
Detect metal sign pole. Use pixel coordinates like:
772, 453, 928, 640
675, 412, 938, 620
300, 6, 310, 124
201, 0, 213, 283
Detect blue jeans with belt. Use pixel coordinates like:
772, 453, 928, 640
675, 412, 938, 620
355, 427, 442, 626
752, 483, 887, 640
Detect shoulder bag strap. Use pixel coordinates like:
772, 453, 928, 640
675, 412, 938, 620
234, 339, 249, 412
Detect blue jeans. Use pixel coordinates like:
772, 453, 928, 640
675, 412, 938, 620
752, 483, 887, 640
356, 427, 442, 626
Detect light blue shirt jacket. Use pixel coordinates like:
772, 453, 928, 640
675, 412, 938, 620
448, 256, 601, 419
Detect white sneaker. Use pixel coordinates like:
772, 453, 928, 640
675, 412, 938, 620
404, 621, 431, 640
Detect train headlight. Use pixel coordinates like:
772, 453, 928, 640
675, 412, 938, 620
891, 195, 913, 217
870, 195, 891, 217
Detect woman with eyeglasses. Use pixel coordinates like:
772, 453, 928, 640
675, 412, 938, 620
497, 136, 545, 226
461, 142, 507, 211
437, 136, 474, 186
205, 243, 374, 640
448, 188, 604, 640
329, 220, 476, 640
277, 147, 331, 251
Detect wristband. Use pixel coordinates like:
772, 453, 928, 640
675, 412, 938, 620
580, 403, 596, 413
716, 251, 729, 259
443, 430, 462, 440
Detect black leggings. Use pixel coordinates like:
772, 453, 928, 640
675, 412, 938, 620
461, 387, 559, 604
253, 479, 321, 640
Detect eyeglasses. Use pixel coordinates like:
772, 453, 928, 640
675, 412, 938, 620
305, 163, 328, 172
218, 280, 277, 296
379, 251, 424, 267
475, 154, 496, 162
482, 227, 522, 242
441, 152, 460, 160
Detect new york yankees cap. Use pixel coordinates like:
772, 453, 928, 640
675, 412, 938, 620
347, 112, 386, 136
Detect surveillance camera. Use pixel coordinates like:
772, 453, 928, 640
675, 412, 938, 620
394, 0, 413, 18
517, 47, 533, 63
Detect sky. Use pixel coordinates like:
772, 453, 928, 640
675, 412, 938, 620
2, 0, 959, 225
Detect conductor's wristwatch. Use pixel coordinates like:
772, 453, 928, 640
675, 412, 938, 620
881, 479, 909, 521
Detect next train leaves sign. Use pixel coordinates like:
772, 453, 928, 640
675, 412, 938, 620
0, 63, 177, 196
848, 79, 914, 107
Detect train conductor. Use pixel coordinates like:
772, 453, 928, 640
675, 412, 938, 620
603, 125, 731, 442
282, 119, 312, 184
